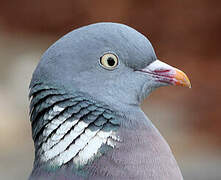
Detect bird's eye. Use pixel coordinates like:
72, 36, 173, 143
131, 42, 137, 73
100, 53, 118, 70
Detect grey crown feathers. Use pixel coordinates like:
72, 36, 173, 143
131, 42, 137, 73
29, 22, 191, 180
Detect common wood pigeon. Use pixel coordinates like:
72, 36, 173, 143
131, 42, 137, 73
29, 22, 191, 180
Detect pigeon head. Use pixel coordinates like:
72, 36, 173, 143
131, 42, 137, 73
31, 22, 190, 110
29, 23, 190, 179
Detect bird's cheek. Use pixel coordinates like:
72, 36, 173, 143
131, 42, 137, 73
136, 79, 157, 102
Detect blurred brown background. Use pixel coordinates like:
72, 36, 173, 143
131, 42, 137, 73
0, 0, 220, 179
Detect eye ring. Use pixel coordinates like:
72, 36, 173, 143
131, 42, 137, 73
99, 53, 119, 70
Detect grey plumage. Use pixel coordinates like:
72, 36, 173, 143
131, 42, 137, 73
29, 22, 190, 179
30, 83, 120, 178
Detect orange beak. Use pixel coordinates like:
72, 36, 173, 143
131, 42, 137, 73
172, 68, 191, 88
139, 60, 191, 88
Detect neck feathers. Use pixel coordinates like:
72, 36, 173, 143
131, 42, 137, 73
29, 83, 120, 172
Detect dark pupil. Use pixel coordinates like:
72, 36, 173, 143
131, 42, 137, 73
107, 57, 115, 66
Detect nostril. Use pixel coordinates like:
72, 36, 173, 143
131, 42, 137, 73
153, 69, 170, 73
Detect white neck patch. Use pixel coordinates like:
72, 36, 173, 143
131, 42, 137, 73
39, 105, 120, 167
